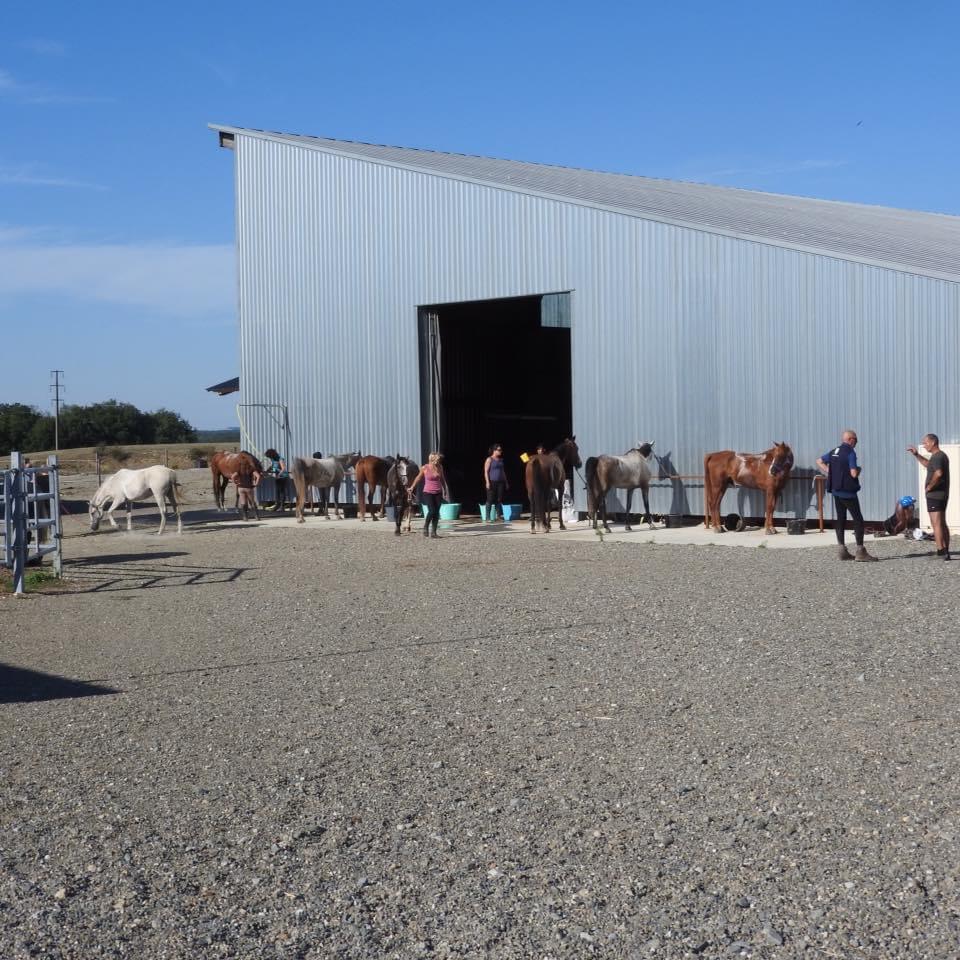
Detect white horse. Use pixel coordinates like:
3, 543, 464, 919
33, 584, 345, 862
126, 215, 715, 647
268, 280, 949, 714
292, 452, 361, 522
585, 442, 657, 532
89, 466, 184, 535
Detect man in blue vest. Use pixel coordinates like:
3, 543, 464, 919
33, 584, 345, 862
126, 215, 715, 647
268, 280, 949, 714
816, 430, 877, 561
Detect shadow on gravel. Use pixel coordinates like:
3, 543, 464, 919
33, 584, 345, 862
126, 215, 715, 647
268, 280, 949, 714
64, 560, 252, 594
1, 663, 120, 704
69, 551, 189, 565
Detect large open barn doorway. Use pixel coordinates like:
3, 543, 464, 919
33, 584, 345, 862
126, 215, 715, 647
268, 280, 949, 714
418, 293, 572, 511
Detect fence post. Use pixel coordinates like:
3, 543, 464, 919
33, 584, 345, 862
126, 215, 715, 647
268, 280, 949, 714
47, 454, 63, 578
164, 448, 169, 467
96, 449, 102, 487
10, 451, 26, 596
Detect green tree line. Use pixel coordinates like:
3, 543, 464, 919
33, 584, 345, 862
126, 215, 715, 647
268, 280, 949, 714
0, 400, 197, 453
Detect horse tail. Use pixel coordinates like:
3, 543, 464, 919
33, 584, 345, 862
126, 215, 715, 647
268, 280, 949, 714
291, 457, 309, 519
531, 457, 550, 530
172, 479, 185, 505
584, 456, 599, 520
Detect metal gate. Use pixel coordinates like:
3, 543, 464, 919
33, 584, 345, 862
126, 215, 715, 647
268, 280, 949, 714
1, 452, 63, 595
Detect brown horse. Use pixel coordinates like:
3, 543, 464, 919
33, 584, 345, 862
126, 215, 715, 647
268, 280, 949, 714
703, 442, 794, 534
354, 455, 393, 521
210, 451, 264, 511
524, 438, 582, 533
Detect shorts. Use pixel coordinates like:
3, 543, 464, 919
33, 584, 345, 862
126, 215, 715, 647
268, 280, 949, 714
926, 496, 948, 514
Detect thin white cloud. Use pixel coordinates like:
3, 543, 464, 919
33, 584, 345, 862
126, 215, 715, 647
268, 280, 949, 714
21, 39, 67, 56
0, 240, 235, 318
0, 165, 107, 190
0, 66, 112, 104
692, 159, 848, 181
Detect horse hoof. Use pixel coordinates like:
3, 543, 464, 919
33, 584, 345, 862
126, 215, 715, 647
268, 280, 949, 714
624, 526, 632, 532
766, 528, 777, 535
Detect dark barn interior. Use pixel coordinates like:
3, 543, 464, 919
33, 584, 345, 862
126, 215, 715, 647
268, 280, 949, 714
421, 295, 572, 511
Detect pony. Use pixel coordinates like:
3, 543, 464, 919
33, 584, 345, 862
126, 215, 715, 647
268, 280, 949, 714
292, 452, 361, 523
585, 442, 656, 532
89, 466, 184, 535
210, 451, 264, 511
524, 438, 582, 533
386, 455, 420, 536
703, 442, 794, 535
355, 455, 394, 521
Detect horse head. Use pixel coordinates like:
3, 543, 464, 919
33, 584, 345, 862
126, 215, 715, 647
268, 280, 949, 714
88, 500, 103, 531
558, 437, 582, 469
768, 441, 794, 477
634, 441, 655, 459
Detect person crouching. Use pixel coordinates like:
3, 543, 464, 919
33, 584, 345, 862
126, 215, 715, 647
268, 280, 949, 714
231, 468, 260, 521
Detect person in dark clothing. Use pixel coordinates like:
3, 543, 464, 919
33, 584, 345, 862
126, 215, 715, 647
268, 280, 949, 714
483, 443, 508, 523
816, 430, 877, 562
263, 448, 289, 512
908, 433, 951, 560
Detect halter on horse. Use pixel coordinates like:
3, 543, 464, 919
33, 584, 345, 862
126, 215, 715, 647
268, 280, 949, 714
703, 441, 794, 535
386, 455, 420, 536
585, 442, 656, 532
292, 452, 361, 522
525, 438, 582, 533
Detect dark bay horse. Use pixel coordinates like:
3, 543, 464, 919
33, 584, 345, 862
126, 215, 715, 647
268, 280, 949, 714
386, 455, 420, 535
210, 451, 264, 511
524, 438, 582, 533
704, 442, 794, 534
355, 455, 394, 521
585, 442, 656, 532
292, 452, 360, 522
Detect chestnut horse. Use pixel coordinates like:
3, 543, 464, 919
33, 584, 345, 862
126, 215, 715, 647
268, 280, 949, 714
703, 442, 794, 534
210, 451, 264, 511
355, 455, 394, 521
524, 438, 582, 533
585, 442, 656, 532
386, 455, 420, 536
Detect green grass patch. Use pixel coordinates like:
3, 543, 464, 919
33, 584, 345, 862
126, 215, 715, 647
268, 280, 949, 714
0, 566, 63, 594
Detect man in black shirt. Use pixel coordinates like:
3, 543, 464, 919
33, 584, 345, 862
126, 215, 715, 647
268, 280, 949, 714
907, 433, 950, 560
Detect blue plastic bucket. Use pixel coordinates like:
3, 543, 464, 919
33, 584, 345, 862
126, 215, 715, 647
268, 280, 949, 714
502, 504, 523, 521
422, 503, 461, 521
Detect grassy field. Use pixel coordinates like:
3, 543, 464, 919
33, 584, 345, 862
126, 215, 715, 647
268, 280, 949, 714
0, 442, 240, 474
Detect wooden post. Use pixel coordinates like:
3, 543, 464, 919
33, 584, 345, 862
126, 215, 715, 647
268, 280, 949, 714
96, 449, 102, 487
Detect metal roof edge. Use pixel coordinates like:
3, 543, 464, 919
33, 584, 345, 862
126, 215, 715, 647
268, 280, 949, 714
209, 124, 960, 285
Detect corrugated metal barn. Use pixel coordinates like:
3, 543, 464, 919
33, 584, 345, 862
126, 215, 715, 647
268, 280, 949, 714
211, 124, 960, 520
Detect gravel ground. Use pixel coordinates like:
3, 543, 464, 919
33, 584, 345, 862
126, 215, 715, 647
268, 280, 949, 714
3, 471, 959, 958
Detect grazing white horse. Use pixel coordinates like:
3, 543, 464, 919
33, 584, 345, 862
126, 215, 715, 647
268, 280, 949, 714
89, 466, 184, 535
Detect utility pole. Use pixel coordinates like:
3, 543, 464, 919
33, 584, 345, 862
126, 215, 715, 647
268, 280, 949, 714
50, 370, 64, 453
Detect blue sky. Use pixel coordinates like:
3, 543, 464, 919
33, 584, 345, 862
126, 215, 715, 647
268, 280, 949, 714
3, 1, 958, 428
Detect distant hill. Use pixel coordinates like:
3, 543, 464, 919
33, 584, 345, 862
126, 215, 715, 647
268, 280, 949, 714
196, 428, 242, 443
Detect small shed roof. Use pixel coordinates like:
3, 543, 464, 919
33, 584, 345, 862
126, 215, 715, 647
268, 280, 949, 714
212, 124, 960, 283
206, 376, 239, 396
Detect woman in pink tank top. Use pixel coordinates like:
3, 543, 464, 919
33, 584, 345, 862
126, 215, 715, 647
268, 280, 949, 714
409, 452, 448, 539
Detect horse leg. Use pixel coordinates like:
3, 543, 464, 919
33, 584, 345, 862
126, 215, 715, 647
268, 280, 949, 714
126, 498, 133, 532
154, 490, 167, 535
600, 483, 611, 533
641, 485, 653, 527
765, 489, 777, 534
624, 488, 633, 532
